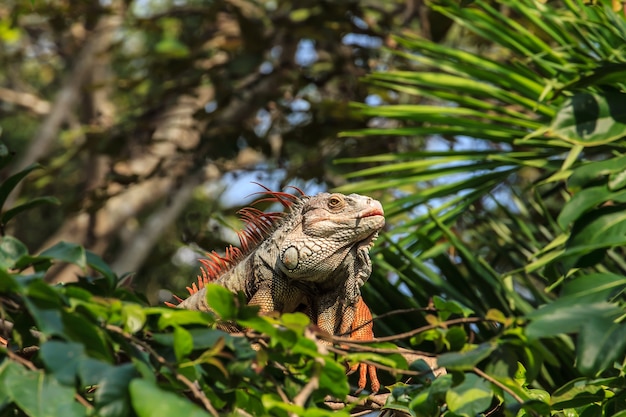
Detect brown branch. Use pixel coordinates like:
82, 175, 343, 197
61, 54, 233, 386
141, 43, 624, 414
0, 87, 51, 115
0, 318, 43, 340
292, 360, 321, 409
472, 367, 525, 405
110, 170, 204, 275
104, 324, 219, 417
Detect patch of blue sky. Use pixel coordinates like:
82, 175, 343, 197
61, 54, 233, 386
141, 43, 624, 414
342, 33, 383, 49
295, 39, 317, 67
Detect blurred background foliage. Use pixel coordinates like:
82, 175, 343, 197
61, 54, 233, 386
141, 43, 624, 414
0, 0, 434, 299
2, 0, 626, 414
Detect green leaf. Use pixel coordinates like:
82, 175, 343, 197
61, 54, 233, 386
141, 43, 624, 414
526, 301, 622, 339
558, 185, 626, 229
95, 364, 138, 417
129, 379, 211, 417
204, 283, 237, 320
433, 295, 474, 320
39, 241, 87, 269
577, 320, 626, 376
0, 163, 41, 211
39, 340, 86, 385
445, 326, 469, 351
0, 235, 28, 269
0, 268, 16, 292
560, 205, 626, 270
155, 308, 215, 329
62, 312, 114, 362
319, 358, 350, 398
86, 250, 117, 289
551, 377, 605, 409
1, 196, 60, 225
567, 154, 626, 192
173, 325, 194, 361
446, 373, 493, 417
437, 342, 497, 370
2, 361, 86, 417
121, 303, 146, 333
77, 358, 114, 386
547, 91, 626, 146
561, 273, 626, 302
0, 362, 11, 408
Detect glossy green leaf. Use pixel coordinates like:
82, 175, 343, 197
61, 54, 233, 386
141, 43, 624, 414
39, 340, 86, 385
558, 185, 626, 229
577, 319, 626, 376
433, 295, 474, 320
86, 250, 117, 288
122, 303, 146, 333
551, 377, 606, 409
38, 241, 87, 269
0, 363, 10, 409
173, 325, 193, 361
319, 359, 350, 398
526, 301, 622, 339
446, 373, 493, 417
129, 379, 211, 417
1, 361, 86, 417
0, 268, 17, 292
95, 364, 138, 417
0, 163, 41, 211
0, 235, 28, 269
62, 311, 114, 363
155, 308, 215, 329
437, 342, 497, 370
1, 196, 60, 225
561, 273, 626, 302
560, 205, 626, 270
567, 155, 626, 192
547, 91, 626, 145
204, 283, 237, 320
77, 358, 115, 386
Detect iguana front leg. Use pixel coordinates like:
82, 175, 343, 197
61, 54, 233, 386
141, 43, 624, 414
315, 292, 380, 393
345, 297, 380, 393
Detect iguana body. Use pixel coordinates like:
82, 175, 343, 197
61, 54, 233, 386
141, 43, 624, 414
173, 189, 384, 391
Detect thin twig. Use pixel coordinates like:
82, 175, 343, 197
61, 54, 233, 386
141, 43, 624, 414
338, 307, 436, 337
328, 317, 485, 344
268, 374, 291, 404
105, 324, 219, 417
472, 366, 532, 413
292, 360, 321, 407
337, 341, 436, 357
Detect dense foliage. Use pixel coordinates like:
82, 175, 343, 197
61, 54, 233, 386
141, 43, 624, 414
2, 0, 626, 416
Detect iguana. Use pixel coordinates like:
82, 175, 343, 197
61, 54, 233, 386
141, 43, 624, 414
170, 187, 385, 392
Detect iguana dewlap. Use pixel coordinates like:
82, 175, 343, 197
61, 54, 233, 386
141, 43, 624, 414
172, 190, 384, 392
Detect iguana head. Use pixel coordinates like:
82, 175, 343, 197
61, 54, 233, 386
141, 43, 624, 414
277, 192, 385, 281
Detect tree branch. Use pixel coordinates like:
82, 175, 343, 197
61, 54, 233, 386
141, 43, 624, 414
0, 87, 50, 115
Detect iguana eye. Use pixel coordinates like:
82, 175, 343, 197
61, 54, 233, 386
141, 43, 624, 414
328, 194, 345, 210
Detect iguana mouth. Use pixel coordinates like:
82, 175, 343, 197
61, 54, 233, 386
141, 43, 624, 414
358, 208, 384, 218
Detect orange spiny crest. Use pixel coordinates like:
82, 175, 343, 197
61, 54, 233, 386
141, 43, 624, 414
180, 186, 306, 301
248, 182, 304, 208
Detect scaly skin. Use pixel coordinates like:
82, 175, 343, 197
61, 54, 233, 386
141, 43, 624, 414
175, 192, 384, 392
